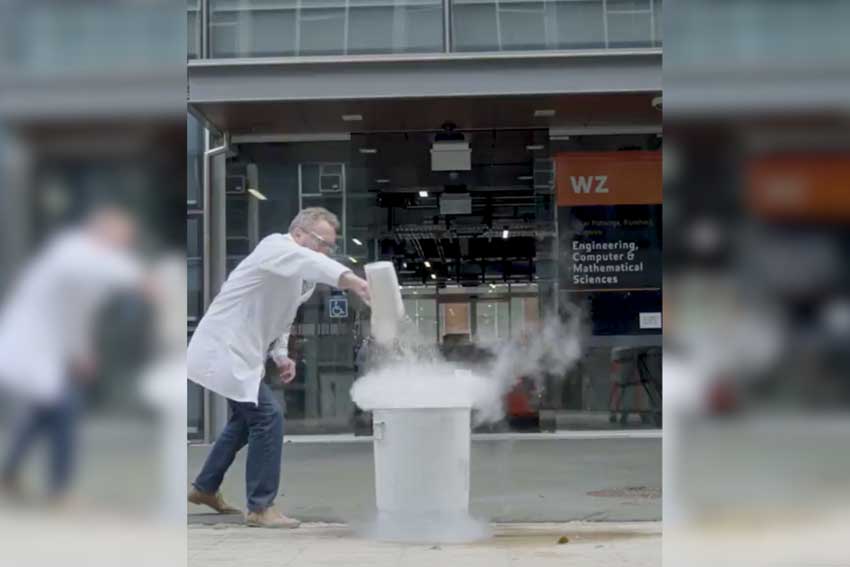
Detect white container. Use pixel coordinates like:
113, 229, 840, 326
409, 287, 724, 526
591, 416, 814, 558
368, 406, 490, 543
364, 262, 405, 346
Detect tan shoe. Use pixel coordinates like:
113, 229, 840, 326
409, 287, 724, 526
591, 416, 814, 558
245, 507, 301, 529
188, 488, 241, 514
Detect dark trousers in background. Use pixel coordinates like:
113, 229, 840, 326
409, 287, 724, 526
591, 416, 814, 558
1, 387, 80, 497
193, 382, 284, 512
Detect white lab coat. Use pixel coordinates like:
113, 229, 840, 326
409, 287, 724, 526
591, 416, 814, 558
0, 229, 143, 403
187, 234, 350, 404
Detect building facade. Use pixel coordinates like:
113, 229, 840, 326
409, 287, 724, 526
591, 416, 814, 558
187, 0, 664, 441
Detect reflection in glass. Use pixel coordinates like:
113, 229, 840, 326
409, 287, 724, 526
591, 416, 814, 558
209, 0, 444, 58
451, 0, 662, 52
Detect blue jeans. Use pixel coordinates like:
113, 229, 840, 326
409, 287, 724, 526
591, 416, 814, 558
193, 382, 284, 513
1, 388, 80, 497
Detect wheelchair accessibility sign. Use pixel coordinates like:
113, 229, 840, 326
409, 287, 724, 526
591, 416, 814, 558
328, 296, 349, 319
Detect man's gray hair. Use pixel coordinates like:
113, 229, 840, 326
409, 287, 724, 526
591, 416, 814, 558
288, 207, 341, 234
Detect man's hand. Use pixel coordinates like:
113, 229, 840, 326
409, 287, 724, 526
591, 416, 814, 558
277, 356, 297, 384
338, 272, 371, 306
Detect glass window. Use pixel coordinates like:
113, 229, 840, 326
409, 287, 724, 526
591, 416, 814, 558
452, 0, 661, 52
543, 344, 661, 427
188, 258, 203, 322
187, 115, 204, 208
499, 2, 548, 51
510, 296, 539, 337
403, 296, 438, 342
186, 215, 204, 324
188, 0, 201, 59
302, 163, 345, 195
239, 10, 298, 57
188, 325, 204, 441
264, 287, 365, 433
401, 4, 445, 53
606, 0, 654, 48
476, 300, 509, 345
452, 0, 551, 51
301, 162, 346, 254
347, 3, 443, 54
652, 0, 662, 46
187, 216, 202, 259
552, 0, 605, 50
210, 9, 240, 57
187, 380, 205, 440
451, 1, 499, 52
187, 112, 205, 336
299, 8, 346, 56
226, 195, 249, 236
301, 164, 321, 195
209, 0, 444, 58
198, 136, 662, 437
440, 302, 471, 341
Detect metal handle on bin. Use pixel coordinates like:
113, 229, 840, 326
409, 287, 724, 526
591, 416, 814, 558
374, 421, 385, 441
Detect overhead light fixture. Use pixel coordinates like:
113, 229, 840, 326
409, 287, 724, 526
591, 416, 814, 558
248, 188, 267, 201
534, 109, 556, 118
359, 148, 377, 154
430, 273, 437, 280
526, 144, 544, 151
376, 179, 390, 184
517, 175, 533, 181
489, 283, 496, 289
342, 114, 363, 122
419, 190, 429, 197
402, 262, 408, 268
352, 238, 363, 246
349, 256, 358, 264
502, 229, 510, 239
424, 261, 432, 268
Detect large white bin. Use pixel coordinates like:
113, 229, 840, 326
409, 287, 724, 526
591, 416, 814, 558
373, 407, 471, 514
369, 407, 486, 542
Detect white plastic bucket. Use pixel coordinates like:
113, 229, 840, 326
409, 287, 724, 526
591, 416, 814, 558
373, 407, 471, 515
364, 262, 405, 346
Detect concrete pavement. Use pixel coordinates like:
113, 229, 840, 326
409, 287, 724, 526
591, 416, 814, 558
188, 433, 662, 523
189, 521, 662, 567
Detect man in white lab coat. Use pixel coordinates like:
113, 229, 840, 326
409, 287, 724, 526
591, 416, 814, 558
187, 207, 369, 529
0, 206, 144, 501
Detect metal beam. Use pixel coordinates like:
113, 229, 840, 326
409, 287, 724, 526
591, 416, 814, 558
232, 133, 352, 144
188, 50, 662, 105
550, 125, 661, 137
0, 70, 185, 122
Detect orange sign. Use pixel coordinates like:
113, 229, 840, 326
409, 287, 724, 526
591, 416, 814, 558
747, 154, 850, 221
556, 152, 662, 206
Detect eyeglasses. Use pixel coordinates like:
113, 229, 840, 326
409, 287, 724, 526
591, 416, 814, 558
306, 230, 338, 254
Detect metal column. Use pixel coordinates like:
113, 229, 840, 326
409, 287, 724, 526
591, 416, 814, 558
202, 130, 231, 442
0, 134, 33, 293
